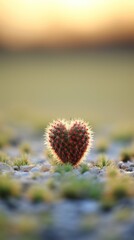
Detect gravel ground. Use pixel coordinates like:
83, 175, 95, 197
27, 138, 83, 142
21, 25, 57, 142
0, 127, 134, 240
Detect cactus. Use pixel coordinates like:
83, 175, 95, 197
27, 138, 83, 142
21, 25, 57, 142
45, 119, 93, 166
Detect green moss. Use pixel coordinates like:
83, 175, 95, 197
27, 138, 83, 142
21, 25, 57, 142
54, 163, 73, 174
80, 163, 89, 174
101, 198, 115, 211
27, 187, 45, 203
96, 155, 113, 169
113, 185, 128, 200
104, 174, 134, 205
120, 148, 134, 162
0, 175, 21, 199
0, 152, 10, 165
13, 154, 30, 168
46, 178, 59, 190
107, 166, 120, 178
61, 177, 102, 200
45, 148, 58, 166
26, 185, 54, 203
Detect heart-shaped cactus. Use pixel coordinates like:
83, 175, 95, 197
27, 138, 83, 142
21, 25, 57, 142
45, 119, 93, 166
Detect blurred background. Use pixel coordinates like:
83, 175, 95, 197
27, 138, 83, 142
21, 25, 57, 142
0, 0, 134, 128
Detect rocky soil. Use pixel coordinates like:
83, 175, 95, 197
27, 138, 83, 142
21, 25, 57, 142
0, 126, 134, 240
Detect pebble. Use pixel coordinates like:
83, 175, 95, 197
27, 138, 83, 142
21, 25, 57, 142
122, 223, 134, 240
42, 172, 51, 178
52, 201, 79, 230
126, 167, 134, 172
19, 201, 49, 213
118, 161, 123, 169
89, 167, 100, 175
130, 172, 134, 177
120, 163, 126, 170
1, 129, 134, 240
72, 169, 80, 176
20, 165, 35, 172
82, 171, 91, 178
78, 200, 99, 214
98, 169, 105, 177
123, 171, 134, 177
13, 165, 19, 171
40, 163, 51, 172
118, 161, 134, 172
30, 166, 40, 173
130, 163, 134, 168
0, 163, 13, 172
14, 171, 30, 178
32, 158, 46, 164
53, 172, 61, 177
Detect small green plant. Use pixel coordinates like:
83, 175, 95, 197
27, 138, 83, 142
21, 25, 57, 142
54, 163, 73, 174
101, 196, 115, 211
101, 169, 129, 211
13, 154, 30, 168
0, 152, 10, 165
106, 166, 120, 178
45, 148, 58, 165
80, 163, 89, 174
26, 185, 53, 203
61, 177, 102, 200
113, 185, 128, 200
120, 148, 134, 162
46, 178, 59, 190
20, 143, 32, 154
45, 119, 93, 166
96, 155, 113, 169
27, 186, 46, 203
103, 174, 134, 205
0, 175, 21, 199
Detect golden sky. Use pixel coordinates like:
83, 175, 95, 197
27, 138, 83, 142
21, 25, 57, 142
0, 0, 134, 48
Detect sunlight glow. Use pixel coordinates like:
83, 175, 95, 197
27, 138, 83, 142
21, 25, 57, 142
0, 0, 134, 48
